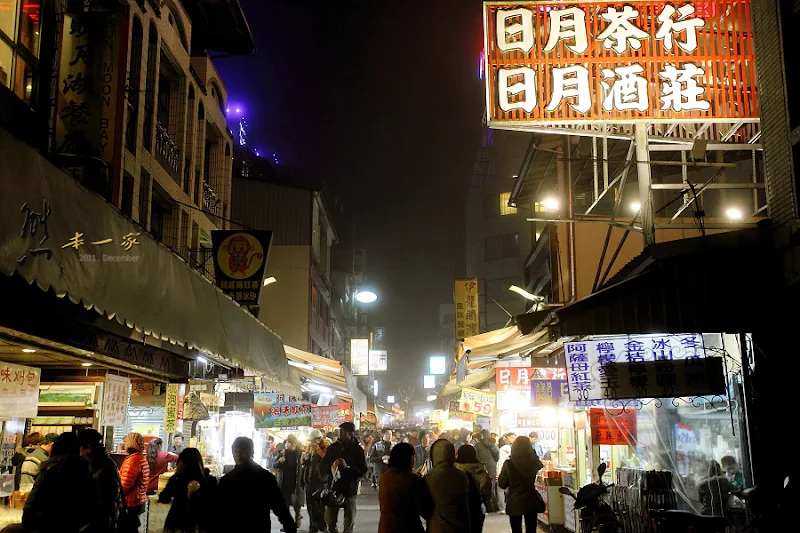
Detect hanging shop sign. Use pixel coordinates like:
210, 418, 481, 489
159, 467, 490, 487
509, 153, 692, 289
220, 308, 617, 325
429, 355, 447, 375
531, 379, 569, 407
483, 1, 757, 126
164, 383, 180, 433
254, 393, 311, 428
351, 338, 369, 376
372, 327, 387, 349
312, 403, 353, 428
101, 374, 130, 426
368, 350, 388, 372
211, 230, 273, 306
0, 362, 41, 419
590, 408, 637, 445
454, 278, 479, 340
423, 374, 436, 389
496, 367, 567, 409
429, 409, 449, 424
459, 387, 496, 417
564, 334, 717, 401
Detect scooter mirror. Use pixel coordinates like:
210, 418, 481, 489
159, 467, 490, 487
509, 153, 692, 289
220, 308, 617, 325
598, 462, 607, 478
558, 487, 574, 496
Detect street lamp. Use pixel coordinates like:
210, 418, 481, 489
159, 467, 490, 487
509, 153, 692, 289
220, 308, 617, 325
355, 290, 378, 303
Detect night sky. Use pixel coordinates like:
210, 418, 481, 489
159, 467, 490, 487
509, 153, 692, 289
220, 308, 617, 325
216, 0, 486, 396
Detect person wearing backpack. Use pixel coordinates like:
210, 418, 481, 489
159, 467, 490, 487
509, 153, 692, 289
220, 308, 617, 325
158, 448, 216, 533
18, 434, 57, 491
78, 429, 122, 533
498, 436, 545, 533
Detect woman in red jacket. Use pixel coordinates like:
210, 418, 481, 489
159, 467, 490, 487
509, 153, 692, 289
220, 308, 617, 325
119, 432, 150, 526
146, 438, 178, 494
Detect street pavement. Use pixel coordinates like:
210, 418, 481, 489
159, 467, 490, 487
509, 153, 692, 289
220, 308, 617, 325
265, 486, 557, 533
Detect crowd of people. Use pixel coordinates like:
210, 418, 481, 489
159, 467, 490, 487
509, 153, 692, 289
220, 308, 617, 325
3, 424, 547, 533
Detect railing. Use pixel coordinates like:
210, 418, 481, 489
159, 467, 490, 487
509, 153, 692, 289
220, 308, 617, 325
155, 121, 179, 173
189, 64, 208, 96
188, 248, 214, 282
202, 181, 220, 216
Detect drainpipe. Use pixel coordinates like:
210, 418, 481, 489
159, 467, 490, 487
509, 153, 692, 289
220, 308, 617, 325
566, 137, 577, 303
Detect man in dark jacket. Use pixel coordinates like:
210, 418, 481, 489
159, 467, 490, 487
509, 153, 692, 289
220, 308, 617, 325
414, 431, 432, 474
425, 439, 471, 533
454, 428, 471, 453
304, 430, 329, 533
321, 421, 368, 533
215, 436, 297, 533
369, 428, 393, 488
473, 430, 500, 478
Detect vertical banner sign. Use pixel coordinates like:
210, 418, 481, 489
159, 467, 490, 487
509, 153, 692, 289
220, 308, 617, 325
211, 230, 273, 306
454, 278, 479, 340
0, 362, 41, 419
590, 408, 637, 445
483, 1, 757, 126
564, 334, 708, 401
368, 350, 388, 372
101, 374, 130, 426
165, 383, 179, 433
351, 339, 369, 376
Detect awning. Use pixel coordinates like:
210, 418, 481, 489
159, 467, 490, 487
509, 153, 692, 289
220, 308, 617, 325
440, 367, 495, 398
0, 127, 289, 382
554, 226, 775, 336
464, 328, 549, 361
284, 345, 343, 375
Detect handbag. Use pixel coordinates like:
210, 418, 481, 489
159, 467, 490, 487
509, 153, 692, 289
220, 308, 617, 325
507, 460, 546, 513
116, 478, 141, 533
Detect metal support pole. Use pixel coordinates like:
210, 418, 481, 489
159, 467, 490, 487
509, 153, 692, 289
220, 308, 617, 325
635, 124, 655, 246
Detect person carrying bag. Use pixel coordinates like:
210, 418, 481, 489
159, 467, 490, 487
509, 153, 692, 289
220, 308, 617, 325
498, 436, 545, 533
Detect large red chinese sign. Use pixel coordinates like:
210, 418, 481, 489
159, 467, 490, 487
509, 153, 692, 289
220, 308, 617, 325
590, 408, 637, 445
483, 1, 757, 125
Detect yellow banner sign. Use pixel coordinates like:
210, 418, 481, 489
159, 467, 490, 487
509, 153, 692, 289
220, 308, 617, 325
165, 383, 179, 433
454, 278, 479, 340
459, 387, 496, 417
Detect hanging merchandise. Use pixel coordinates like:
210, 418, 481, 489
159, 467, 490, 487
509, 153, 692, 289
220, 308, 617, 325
182, 391, 210, 421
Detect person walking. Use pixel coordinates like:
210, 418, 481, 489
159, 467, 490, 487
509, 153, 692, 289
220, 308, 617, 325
454, 428, 471, 453
214, 436, 296, 533
158, 448, 216, 533
78, 429, 122, 533
496, 435, 512, 514
119, 432, 150, 532
455, 444, 494, 533
22, 432, 95, 533
378, 443, 433, 533
425, 439, 471, 533
498, 436, 545, 533
275, 435, 304, 530
145, 437, 178, 494
303, 430, 329, 533
414, 431, 432, 475
18, 433, 56, 491
370, 429, 393, 489
320, 421, 368, 533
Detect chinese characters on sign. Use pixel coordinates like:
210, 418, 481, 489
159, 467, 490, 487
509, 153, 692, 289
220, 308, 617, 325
564, 334, 715, 402
495, 367, 567, 409
454, 278, 480, 340
101, 374, 130, 427
311, 404, 353, 428
351, 339, 369, 376
0, 362, 41, 419
211, 230, 273, 306
484, 1, 757, 124
368, 350, 388, 372
590, 408, 637, 445
18, 201, 53, 265
164, 383, 180, 433
254, 393, 312, 428
531, 379, 569, 407
459, 387, 496, 417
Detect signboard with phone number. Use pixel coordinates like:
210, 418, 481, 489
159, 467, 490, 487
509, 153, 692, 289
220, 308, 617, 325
459, 387, 496, 417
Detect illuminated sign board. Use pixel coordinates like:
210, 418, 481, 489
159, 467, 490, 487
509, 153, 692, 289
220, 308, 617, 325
429, 355, 447, 375
423, 375, 436, 389
369, 350, 388, 372
351, 339, 369, 376
483, 1, 757, 125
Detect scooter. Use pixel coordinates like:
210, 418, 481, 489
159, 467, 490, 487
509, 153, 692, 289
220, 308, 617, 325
559, 463, 621, 533
649, 508, 729, 533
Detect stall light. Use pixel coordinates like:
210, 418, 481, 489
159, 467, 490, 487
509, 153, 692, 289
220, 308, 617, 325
288, 360, 314, 371
263, 276, 277, 287
196, 356, 208, 364
509, 285, 543, 301
539, 407, 558, 426
542, 197, 559, 211
426, 394, 437, 402
726, 207, 744, 221
81, 362, 93, 367
629, 201, 641, 213
386, 395, 395, 403
313, 364, 342, 374
309, 383, 332, 393
22, 348, 36, 353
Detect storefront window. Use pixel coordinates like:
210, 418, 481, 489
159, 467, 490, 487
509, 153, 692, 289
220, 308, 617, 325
0, 39, 12, 88
17, 0, 39, 57
0, 0, 19, 40
13, 51, 32, 103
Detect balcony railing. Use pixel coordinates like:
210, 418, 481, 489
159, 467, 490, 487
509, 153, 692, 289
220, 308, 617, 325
202, 181, 220, 216
188, 248, 214, 283
155, 121, 179, 174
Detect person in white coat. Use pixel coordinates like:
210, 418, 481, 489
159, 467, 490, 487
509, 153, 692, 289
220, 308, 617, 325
495, 434, 514, 514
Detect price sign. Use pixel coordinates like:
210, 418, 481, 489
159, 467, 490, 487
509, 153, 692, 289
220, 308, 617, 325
459, 387, 496, 417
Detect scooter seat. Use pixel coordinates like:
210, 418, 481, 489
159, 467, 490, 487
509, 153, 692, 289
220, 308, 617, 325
652, 509, 729, 531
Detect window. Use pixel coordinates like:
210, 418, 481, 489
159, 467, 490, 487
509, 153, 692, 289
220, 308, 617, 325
500, 192, 517, 215
121, 173, 135, 217
485, 233, 520, 261
311, 284, 319, 311
487, 277, 522, 300
0, 0, 40, 104
138, 170, 151, 225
